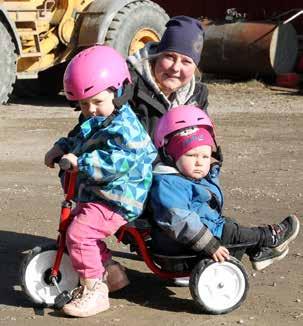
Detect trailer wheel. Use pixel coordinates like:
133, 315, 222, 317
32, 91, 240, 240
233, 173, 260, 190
189, 257, 249, 314
105, 0, 169, 56
0, 18, 17, 104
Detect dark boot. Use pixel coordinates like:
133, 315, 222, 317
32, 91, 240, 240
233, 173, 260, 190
250, 246, 289, 271
269, 215, 300, 253
250, 215, 300, 271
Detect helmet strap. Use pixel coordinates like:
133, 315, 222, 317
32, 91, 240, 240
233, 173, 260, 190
112, 82, 134, 109
98, 83, 134, 130
211, 143, 223, 166
100, 112, 117, 128
94, 83, 134, 130
159, 147, 176, 167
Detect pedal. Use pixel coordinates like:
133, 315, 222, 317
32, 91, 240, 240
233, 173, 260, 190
54, 290, 72, 309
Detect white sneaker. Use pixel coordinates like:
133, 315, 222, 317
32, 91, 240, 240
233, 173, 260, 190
62, 279, 109, 317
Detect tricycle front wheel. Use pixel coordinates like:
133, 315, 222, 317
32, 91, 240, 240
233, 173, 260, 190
20, 243, 79, 307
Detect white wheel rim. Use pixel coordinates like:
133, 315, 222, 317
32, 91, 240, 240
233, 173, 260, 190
196, 261, 246, 311
24, 250, 79, 305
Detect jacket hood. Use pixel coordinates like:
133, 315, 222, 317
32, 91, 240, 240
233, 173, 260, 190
153, 162, 179, 174
153, 162, 221, 179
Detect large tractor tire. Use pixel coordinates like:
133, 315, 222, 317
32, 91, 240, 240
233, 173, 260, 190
0, 18, 17, 104
105, 0, 169, 56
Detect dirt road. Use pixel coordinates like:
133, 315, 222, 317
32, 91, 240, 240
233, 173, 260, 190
0, 81, 302, 325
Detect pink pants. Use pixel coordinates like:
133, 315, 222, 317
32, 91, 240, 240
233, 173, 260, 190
66, 202, 126, 279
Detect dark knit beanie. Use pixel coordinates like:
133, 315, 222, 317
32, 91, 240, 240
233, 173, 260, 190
157, 16, 204, 66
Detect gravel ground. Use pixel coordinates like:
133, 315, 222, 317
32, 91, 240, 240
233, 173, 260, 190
0, 80, 302, 326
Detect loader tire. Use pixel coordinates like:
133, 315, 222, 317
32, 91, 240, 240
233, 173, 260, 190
0, 18, 17, 104
105, 0, 169, 56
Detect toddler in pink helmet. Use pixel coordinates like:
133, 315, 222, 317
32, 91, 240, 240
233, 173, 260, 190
150, 105, 299, 283
44, 45, 157, 317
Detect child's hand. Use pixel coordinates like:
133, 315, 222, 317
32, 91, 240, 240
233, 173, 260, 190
212, 246, 230, 262
44, 145, 64, 168
61, 153, 78, 171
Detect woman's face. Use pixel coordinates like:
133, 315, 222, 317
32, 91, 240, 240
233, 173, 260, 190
153, 52, 196, 96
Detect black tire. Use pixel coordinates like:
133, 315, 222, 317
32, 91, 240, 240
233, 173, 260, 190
189, 257, 249, 314
20, 243, 79, 307
105, 0, 169, 56
0, 18, 17, 104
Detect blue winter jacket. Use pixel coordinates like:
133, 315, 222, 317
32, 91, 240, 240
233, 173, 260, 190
55, 103, 157, 221
150, 163, 225, 254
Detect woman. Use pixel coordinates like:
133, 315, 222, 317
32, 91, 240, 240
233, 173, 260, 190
127, 15, 208, 138
68, 16, 208, 139
127, 17, 210, 287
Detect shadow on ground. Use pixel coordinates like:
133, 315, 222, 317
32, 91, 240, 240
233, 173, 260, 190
109, 267, 201, 314
110, 249, 201, 314
1, 233, 200, 314
0, 231, 53, 307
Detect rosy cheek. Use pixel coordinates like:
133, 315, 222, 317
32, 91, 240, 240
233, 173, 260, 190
184, 65, 195, 76
160, 59, 172, 71
81, 108, 89, 116
182, 70, 192, 80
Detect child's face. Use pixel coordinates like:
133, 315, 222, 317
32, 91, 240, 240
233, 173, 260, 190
176, 145, 212, 180
79, 89, 115, 118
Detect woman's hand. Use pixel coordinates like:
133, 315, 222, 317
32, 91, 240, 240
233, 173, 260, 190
61, 153, 78, 171
212, 246, 230, 262
44, 145, 64, 168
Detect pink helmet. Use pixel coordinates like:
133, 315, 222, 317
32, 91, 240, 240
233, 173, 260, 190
154, 105, 215, 149
64, 45, 131, 101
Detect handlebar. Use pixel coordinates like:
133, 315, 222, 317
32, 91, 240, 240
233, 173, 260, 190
52, 156, 72, 170
58, 158, 72, 171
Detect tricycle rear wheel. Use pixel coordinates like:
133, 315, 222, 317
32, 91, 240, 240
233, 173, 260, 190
189, 257, 249, 314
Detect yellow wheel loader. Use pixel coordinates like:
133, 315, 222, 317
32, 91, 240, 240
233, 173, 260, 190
0, 0, 169, 103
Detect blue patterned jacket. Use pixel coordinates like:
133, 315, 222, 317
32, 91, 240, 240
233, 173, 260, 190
55, 103, 157, 221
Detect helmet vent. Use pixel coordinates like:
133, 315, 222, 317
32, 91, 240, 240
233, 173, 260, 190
175, 120, 186, 124
84, 86, 94, 93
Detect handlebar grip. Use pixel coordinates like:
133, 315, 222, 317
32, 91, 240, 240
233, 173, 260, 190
53, 156, 61, 164
59, 158, 71, 171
